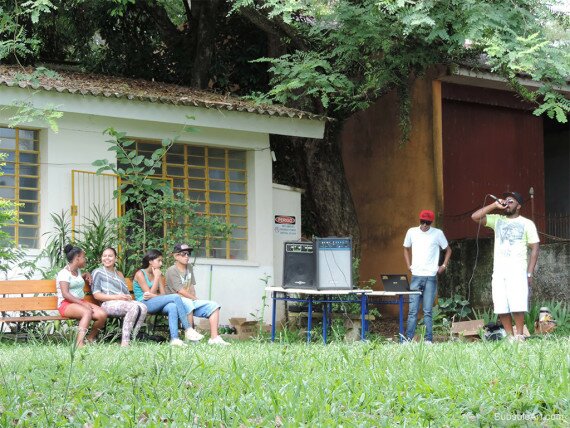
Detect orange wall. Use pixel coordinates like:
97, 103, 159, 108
340, 74, 440, 299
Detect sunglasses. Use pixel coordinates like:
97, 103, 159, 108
420, 220, 432, 225
177, 252, 191, 257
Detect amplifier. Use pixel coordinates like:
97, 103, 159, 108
314, 237, 352, 290
282, 242, 316, 289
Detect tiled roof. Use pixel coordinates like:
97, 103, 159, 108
0, 65, 327, 121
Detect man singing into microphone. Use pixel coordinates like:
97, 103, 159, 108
403, 210, 452, 343
471, 191, 540, 342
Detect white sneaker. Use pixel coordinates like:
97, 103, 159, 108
208, 336, 230, 346
512, 334, 526, 342
170, 338, 187, 347
185, 327, 204, 342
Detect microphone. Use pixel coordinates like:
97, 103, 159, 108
489, 194, 507, 207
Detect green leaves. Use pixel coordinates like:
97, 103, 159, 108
92, 128, 235, 270
0, 153, 20, 270
533, 91, 570, 123
6, 101, 63, 132
236, 0, 570, 126
21, 0, 56, 24
0, 0, 55, 60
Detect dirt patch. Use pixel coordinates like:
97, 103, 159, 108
368, 318, 401, 340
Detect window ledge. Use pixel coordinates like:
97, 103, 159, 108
19, 248, 42, 257
192, 258, 260, 268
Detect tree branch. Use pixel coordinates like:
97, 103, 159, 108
237, 5, 308, 51
135, 1, 181, 42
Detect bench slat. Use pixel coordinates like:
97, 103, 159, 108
0, 296, 58, 312
0, 280, 57, 294
0, 278, 136, 324
0, 315, 65, 323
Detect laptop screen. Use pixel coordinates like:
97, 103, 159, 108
381, 274, 410, 292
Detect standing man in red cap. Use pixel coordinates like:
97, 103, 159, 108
403, 209, 452, 343
471, 191, 540, 342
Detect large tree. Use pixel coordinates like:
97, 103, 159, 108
2, 0, 569, 250
236, 0, 570, 248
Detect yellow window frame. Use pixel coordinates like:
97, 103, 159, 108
134, 139, 248, 259
0, 127, 40, 248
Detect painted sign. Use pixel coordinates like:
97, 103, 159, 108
274, 215, 297, 236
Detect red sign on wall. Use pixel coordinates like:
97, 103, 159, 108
274, 215, 296, 225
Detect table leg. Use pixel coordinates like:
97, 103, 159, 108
271, 292, 277, 342
322, 301, 328, 344
361, 293, 367, 341
399, 295, 405, 340
307, 297, 313, 343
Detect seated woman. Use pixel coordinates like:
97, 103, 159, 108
133, 249, 194, 346
91, 247, 147, 347
56, 244, 108, 347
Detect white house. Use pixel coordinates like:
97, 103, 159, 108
0, 65, 325, 323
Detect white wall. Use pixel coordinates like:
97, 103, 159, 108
272, 184, 303, 287
0, 92, 299, 324
0, 86, 326, 138
271, 184, 303, 323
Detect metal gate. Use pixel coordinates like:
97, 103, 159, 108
71, 170, 120, 240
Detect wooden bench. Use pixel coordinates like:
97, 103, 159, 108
0, 278, 134, 329
0, 278, 175, 339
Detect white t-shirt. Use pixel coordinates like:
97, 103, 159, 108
485, 214, 539, 273
56, 267, 85, 306
403, 226, 449, 276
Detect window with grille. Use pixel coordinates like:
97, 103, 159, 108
134, 140, 248, 260
0, 127, 40, 248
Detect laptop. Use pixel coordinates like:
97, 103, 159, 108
380, 274, 410, 292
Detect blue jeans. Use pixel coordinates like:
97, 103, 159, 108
405, 275, 437, 342
180, 297, 220, 318
142, 294, 189, 339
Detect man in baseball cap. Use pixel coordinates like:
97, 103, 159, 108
502, 191, 523, 206
164, 243, 229, 345
403, 209, 452, 343
173, 243, 193, 254
419, 209, 435, 223
471, 191, 540, 342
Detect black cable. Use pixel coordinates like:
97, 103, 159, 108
466, 194, 493, 301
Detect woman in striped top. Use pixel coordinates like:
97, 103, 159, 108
91, 247, 147, 346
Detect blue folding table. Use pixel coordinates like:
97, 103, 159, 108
265, 286, 368, 344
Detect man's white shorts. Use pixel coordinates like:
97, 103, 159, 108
492, 270, 528, 314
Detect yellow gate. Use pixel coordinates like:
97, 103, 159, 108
71, 170, 121, 240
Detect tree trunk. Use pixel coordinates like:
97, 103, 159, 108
241, 7, 358, 251
271, 122, 361, 256
189, 0, 222, 89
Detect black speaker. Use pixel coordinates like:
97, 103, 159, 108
282, 242, 316, 289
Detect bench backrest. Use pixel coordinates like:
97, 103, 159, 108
0, 278, 134, 312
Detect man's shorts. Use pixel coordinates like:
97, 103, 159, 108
492, 269, 528, 314
180, 296, 220, 318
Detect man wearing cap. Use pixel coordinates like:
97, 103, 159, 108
403, 210, 452, 343
471, 191, 540, 342
165, 243, 229, 345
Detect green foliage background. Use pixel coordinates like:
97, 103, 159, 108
1, 0, 569, 267
232, 0, 570, 138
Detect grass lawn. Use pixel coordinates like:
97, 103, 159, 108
0, 337, 568, 427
